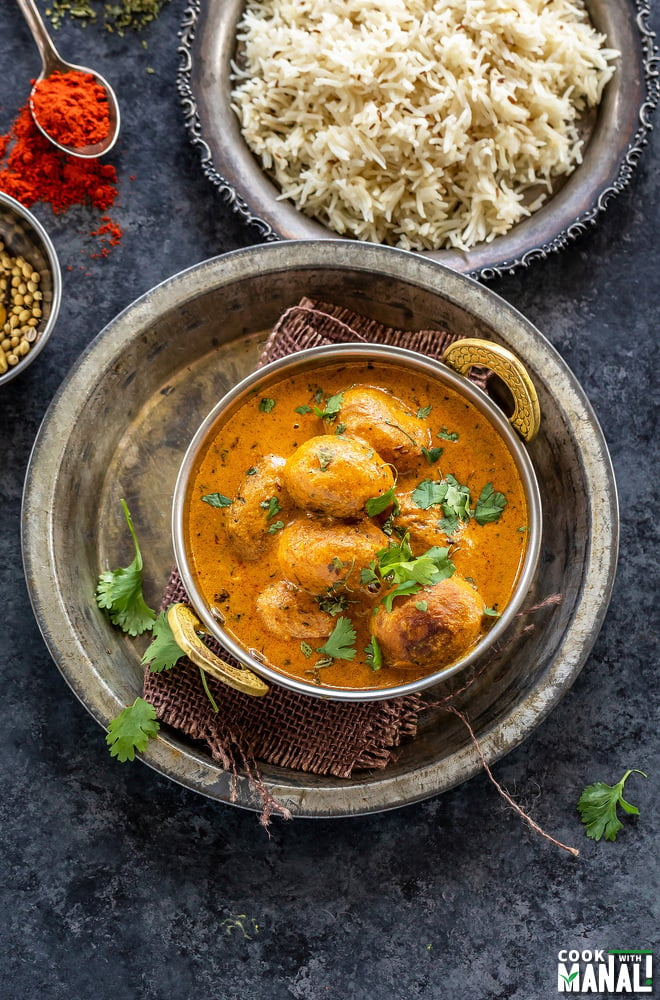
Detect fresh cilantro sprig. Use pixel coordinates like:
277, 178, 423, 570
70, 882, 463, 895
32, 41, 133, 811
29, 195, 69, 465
314, 391, 344, 420
577, 769, 647, 842
96, 499, 156, 636
411, 478, 447, 509
411, 474, 506, 534
411, 474, 471, 534
297, 390, 344, 420
106, 697, 159, 762
369, 534, 455, 612
421, 446, 443, 465
141, 610, 185, 673
365, 486, 397, 517
474, 483, 507, 525
316, 616, 357, 660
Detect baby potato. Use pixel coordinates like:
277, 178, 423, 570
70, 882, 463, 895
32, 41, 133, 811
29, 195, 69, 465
225, 453, 287, 560
278, 515, 388, 593
282, 434, 394, 517
338, 387, 431, 473
256, 580, 333, 639
372, 575, 483, 670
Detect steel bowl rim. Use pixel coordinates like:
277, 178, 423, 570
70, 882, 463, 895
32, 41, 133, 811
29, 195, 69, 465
0, 190, 62, 388
172, 341, 543, 702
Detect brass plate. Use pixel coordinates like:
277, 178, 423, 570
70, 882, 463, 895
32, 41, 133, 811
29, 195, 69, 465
22, 241, 618, 816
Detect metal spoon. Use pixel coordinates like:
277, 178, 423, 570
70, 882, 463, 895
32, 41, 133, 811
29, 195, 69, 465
17, 0, 120, 158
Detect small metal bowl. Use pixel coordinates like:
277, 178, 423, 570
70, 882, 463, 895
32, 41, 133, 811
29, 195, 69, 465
171, 341, 543, 702
0, 191, 61, 387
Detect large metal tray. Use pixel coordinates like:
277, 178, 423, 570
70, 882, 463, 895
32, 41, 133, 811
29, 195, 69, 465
178, 0, 658, 279
22, 241, 618, 817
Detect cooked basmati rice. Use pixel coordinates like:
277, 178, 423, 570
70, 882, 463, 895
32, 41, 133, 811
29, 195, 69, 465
230, 0, 618, 252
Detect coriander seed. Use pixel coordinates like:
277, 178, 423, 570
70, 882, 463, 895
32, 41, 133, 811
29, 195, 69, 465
0, 245, 44, 375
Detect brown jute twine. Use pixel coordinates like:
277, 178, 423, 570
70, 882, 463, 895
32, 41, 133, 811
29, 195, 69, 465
142, 298, 576, 853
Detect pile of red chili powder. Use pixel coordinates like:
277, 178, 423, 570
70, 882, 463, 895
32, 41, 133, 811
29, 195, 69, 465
32, 69, 111, 149
0, 71, 122, 253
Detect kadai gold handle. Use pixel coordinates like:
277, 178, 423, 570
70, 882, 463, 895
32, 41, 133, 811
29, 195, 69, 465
167, 603, 269, 698
441, 338, 541, 443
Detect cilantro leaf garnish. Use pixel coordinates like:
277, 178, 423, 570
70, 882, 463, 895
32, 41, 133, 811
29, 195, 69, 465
444, 475, 471, 521
439, 514, 460, 536
201, 492, 233, 508
412, 474, 471, 528
96, 499, 156, 636
267, 520, 285, 534
106, 697, 159, 762
316, 616, 357, 660
315, 590, 350, 616
376, 532, 415, 572
365, 634, 383, 671
381, 580, 423, 612
438, 427, 459, 441
295, 404, 313, 415
577, 769, 647, 842
313, 391, 344, 420
411, 478, 447, 509
335, 423, 346, 435
365, 487, 396, 517
259, 398, 276, 413
260, 496, 281, 520
375, 534, 455, 611
421, 445, 443, 465
475, 482, 507, 524
483, 606, 501, 618
415, 600, 429, 612
300, 641, 313, 658
141, 610, 185, 672
416, 405, 432, 419
360, 565, 379, 586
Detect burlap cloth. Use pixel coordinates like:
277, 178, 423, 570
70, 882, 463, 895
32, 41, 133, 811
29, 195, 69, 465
143, 297, 489, 822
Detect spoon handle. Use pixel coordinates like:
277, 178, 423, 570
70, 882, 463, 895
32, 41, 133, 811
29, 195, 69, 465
16, 0, 63, 76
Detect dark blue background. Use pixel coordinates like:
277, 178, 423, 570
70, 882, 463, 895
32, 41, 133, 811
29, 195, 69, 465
1, 3, 657, 997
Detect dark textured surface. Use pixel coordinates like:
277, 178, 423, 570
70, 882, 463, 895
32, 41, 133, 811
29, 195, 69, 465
1, 3, 658, 998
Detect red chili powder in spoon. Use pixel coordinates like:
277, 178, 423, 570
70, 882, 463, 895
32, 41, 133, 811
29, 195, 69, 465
31, 69, 110, 148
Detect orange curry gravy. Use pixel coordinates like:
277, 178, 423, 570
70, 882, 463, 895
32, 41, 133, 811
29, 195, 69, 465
186, 360, 529, 691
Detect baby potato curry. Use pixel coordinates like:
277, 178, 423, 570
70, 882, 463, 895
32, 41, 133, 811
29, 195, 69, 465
186, 360, 529, 691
